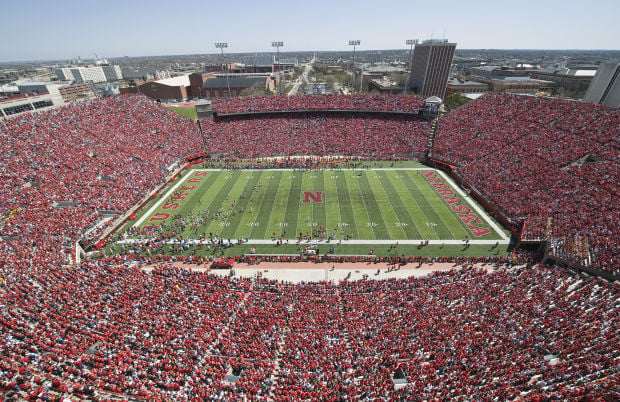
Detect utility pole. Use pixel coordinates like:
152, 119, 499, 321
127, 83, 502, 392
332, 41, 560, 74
215, 42, 232, 98
404, 39, 418, 94
348, 40, 360, 94
272, 41, 284, 95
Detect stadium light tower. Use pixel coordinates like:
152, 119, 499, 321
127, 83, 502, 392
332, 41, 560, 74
348, 40, 360, 94
404, 39, 418, 94
215, 42, 232, 98
272, 41, 284, 95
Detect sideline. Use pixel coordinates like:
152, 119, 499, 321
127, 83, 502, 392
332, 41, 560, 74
435, 170, 510, 241
140, 261, 518, 283
118, 237, 509, 246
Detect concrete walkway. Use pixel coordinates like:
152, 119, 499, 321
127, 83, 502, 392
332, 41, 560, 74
142, 260, 508, 283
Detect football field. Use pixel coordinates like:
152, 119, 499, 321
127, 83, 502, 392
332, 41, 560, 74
128, 168, 509, 252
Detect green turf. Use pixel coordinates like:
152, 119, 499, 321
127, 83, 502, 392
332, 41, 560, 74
143, 243, 507, 259
106, 165, 513, 259
166, 106, 197, 120
128, 168, 506, 246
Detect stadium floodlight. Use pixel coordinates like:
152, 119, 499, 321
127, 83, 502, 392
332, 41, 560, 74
348, 40, 360, 93
215, 42, 232, 98
404, 39, 418, 94
272, 41, 284, 95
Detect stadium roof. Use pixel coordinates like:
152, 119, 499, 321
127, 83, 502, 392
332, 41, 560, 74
203, 76, 266, 89
572, 70, 597, 77
447, 78, 487, 86
464, 93, 485, 100
17, 81, 56, 86
364, 65, 405, 73
156, 75, 190, 87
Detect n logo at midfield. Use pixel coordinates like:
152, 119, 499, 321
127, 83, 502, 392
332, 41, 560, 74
302, 191, 323, 203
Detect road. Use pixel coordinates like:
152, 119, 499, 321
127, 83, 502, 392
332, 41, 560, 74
288, 57, 315, 96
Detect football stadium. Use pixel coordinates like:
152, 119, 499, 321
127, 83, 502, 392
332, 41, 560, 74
0, 93, 618, 399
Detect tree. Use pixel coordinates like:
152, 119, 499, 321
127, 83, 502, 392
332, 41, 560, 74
324, 75, 335, 88
387, 72, 408, 86
444, 93, 470, 111
239, 82, 270, 97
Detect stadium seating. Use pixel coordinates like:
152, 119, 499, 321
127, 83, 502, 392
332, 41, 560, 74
0, 93, 617, 400
212, 94, 425, 114
0, 95, 201, 244
201, 114, 430, 158
1, 256, 617, 400
432, 93, 619, 275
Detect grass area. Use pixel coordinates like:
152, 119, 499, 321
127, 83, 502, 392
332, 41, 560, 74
144, 242, 507, 259
166, 106, 197, 120
202, 160, 428, 169
110, 166, 511, 259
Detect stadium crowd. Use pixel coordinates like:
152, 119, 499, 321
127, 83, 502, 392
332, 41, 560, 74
431, 93, 619, 275
0, 93, 617, 400
201, 114, 430, 158
1, 255, 617, 400
211, 94, 425, 114
0, 95, 201, 245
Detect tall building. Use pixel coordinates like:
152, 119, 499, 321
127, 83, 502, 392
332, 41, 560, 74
101, 65, 123, 81
364, 52, 383, 64
584, 62, 620, 107
408, 39, 456, 99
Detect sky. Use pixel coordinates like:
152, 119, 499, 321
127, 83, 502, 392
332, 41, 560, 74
1, 0, 619, 62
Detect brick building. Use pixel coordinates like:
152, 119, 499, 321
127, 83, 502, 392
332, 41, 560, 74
368, 77, 403, 95
188, 72, 215, 98
203, 76, 270, 98
58, 83, 97, 102
120, 72, 273, 101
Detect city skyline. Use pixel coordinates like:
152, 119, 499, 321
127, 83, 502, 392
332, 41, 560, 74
1, 0, 619, 62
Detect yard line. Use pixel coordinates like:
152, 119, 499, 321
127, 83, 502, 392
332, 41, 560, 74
400, 172, 441, 239
266, 171, 292, 239
222, 172, 261, 238
334, 174, 359, 239
324, 171, 342, 235
250, 171, 282, 238
366, 171, 403, 239
201, 172, 244, 237
312, 171, 327, 234
284, 173, 303, 240
347, 172, 377, 239
214, 172, 254, 238
380, 171, 423, 239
